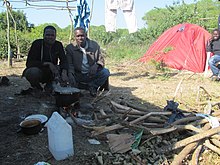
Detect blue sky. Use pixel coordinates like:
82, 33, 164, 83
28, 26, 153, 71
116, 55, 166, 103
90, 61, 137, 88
1, 0, 196, 29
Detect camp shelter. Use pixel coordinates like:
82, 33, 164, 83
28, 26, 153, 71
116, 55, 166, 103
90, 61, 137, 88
140, 23, 211, 73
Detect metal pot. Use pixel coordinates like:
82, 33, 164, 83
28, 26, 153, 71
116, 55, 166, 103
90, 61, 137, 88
19, 119, 42, 135
54, 86, 81, 107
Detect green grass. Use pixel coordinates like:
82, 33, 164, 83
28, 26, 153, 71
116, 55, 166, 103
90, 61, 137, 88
105, 43, 147, 62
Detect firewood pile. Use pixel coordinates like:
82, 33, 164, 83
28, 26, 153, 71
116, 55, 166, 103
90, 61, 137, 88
76, 93, 220, 165
65, 81, 220, 164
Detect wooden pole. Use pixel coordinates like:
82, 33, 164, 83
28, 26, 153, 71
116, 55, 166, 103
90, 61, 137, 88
66, 0, 75, 43
5, 0, 12, 67
8, 6, 20, 59
87, 0, 94, 38
204, 52, 211, 77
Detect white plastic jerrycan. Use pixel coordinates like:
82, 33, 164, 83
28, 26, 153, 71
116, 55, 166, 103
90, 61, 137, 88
46, 112, 74, 160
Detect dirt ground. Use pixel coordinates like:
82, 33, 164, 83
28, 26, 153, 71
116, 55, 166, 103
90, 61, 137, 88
0, 59, 220, 165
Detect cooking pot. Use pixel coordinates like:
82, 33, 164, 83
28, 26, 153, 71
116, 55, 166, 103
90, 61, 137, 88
53, 86, 81, 107
25, 114, 48, 126
19, 119, 42, 135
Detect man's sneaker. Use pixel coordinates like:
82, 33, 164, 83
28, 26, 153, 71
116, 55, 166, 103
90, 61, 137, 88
89, 87, 97, 97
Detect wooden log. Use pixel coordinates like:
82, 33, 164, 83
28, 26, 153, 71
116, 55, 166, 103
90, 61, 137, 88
111, 101, 166, 115
90, 117, 135, 136
95, 115, 166, 128
171, 116, 202, 125
122, 122, 151, 134
97, 109, 115, 120
159, 114, 169, 121
191, 142, 204, 165
130, 112, 172, 124
210, 138, 220, 148
204, 139, 220, 155
99, 109, 107, 116
97, 114, 115, 120
190, 115, 220, 128
202, 123, 211, 130
127, 115, 167, 123
142, 123, 165, 128
150, 123, 220, 137
201, 124, 220, 139
212, 111, 220, 116
67, 110, 83, 127
190, 118, 209, 126
172, 77, 184, 101
171, 142, 198, 165
91, 89, 110, 104
150, 127, 177, 135
111, 107, 147, 115
160, 126, 220, 153
191, 123, 210, 165
121, 108, 133, 119
111, 100, 141, 113
212, 135, 220, 140
174, 125, 202, 133
150, 124, 201, 136
120, 100, 161, 112
91, 123, 124, 137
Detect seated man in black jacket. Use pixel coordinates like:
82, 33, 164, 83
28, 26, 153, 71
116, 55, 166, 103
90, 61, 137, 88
22, 25, 68, 92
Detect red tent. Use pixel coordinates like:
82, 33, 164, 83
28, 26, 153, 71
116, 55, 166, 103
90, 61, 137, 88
140, 23, 211, 73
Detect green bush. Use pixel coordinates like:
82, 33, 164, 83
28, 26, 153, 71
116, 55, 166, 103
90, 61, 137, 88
0, 32, 8, 59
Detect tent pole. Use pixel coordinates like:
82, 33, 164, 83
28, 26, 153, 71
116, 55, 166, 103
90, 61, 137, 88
204, 52, 211, 77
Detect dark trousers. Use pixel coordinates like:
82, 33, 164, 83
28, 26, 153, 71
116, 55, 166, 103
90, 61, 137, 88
22, 66, 53, 89
75, 68, 110, 90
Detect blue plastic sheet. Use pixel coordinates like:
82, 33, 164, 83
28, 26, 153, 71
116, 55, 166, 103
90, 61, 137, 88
74, 0, 90, 31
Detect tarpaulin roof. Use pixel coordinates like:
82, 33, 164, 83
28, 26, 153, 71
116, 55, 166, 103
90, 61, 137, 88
4, 0, 77, 10
3, 0, 91, 30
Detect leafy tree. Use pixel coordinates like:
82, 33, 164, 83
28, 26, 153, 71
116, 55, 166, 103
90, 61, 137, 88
0, 10, 32, 59
0, 30, 8, 58
142, 0, 220, 38
89, 25, 116, 45
0, 10, 29, 32
59, 25, 73, 46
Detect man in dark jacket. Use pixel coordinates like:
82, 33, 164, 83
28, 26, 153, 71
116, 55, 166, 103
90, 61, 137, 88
207, 29, 220, 81
22, 25, 68, 91
65, 27, 110, 97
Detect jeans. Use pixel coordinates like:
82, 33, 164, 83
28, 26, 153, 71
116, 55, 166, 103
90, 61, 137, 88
208, 55, 220, 77
75, 68, 110, 89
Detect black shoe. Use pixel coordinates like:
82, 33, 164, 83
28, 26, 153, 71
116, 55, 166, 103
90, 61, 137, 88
89, 87, 97, 97
0, 76, 9, 86
31, 83, 43, 91
44, 82, 53, 93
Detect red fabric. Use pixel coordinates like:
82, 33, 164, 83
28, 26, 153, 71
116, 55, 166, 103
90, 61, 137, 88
140, 23, 211, 73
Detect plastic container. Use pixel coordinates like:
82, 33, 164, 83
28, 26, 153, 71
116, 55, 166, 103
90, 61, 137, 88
46, 112, 74, 160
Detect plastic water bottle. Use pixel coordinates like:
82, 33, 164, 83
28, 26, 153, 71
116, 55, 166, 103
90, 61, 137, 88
46, 112, 74, 160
